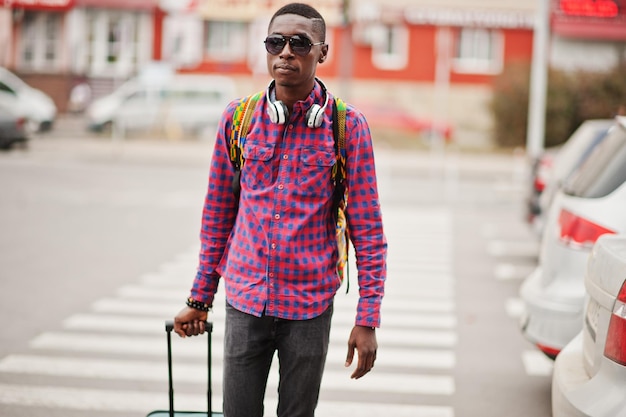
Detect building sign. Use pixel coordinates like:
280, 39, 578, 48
405, 8, 535, 29
559, 0, 619, 17
192, 0, 343, 25
2, 0, 74, 10
552, 0, 626, 40
75, 0, 156, 10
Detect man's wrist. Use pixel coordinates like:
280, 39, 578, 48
186, 297, 211, 312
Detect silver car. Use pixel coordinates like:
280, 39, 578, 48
0, 67, 57, 132
520, 116, 626, 359
0, 106, 29, 150
525, 120, 613, 237
552, 234, 626, 416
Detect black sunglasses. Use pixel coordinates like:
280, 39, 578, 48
264, 34, 324, 57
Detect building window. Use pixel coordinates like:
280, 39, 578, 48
371, 23, 409, 70
205, 21, 247, 61
107, 19, 122, 63
86, 10, 141, 77
19, 12, 62, 70
453, 28, 503, 74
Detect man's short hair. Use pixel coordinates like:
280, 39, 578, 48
269, 2, 326, 42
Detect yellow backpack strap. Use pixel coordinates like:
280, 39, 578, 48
332, 97, 347, 187
332, 97, 350, 292
229, 91, 263, 197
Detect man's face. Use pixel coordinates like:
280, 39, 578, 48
266, 14, 328, 90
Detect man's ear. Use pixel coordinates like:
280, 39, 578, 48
318, 45, 329, 64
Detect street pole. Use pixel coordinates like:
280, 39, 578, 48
526, 0, 550, 160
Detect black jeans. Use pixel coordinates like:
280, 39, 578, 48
223, 302, 333, 417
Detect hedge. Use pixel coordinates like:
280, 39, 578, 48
490, 62, 626, 149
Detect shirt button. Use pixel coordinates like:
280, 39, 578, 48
274, 214, 280, 220
283, 154, 288, 160
269, 272, 274, 278
288, 124, 294, 130
271, 243, 276, 249
278, 184, 284, 190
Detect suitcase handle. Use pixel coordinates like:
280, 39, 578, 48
165, 320, 213, 417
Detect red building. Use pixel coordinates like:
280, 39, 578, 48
2, 0, 624, 147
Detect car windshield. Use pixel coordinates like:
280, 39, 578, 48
563, 122, 626, 198
0, 69, 26, 92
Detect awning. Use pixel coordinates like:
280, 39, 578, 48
3, 0, 75, 10
74, 0, 157, 10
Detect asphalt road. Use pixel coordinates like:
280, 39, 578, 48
0, 132, 551, 417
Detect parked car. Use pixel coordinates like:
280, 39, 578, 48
520, 116, 626, 359
0, 67, 57, 132
0, 106, 29, 150
525, 119, 613, 237
552, 234, 626, 416
86, 74, 236, 136
525, 150, 555, 233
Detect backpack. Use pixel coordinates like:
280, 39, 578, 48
228, 91, 350, 291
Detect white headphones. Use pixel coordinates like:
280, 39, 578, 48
266, 78, 330, 128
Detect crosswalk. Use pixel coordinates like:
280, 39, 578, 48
0, 206, 456, 417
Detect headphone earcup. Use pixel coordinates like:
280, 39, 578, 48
306, 104, 324, 128
267, 100, 288, 125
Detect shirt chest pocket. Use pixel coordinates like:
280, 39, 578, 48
298, 147, 336, 197
242, 143, 276, 190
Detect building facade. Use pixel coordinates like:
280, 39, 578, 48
1, 0, 625, 146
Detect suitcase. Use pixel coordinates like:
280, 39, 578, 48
147, 320, 223, 417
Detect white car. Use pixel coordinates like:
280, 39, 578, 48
532, 119, 614, 235
552, 234, 626, 416
0, 67, 57, 132
86, 74, 236, 137
520, 116, 626, 359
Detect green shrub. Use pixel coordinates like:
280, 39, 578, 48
490, 63, 626, 149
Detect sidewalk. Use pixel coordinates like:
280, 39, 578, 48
25, 113, 529, 179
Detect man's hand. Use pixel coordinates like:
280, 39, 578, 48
345, 325, 377, 379
173, 306, 208, 338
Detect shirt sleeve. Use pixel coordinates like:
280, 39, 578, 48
189, 100, 240, 306
344, 104, 388, 328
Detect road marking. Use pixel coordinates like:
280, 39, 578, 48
63, 314, 457, 347
521, 350, 554, 376
0, 354, 454, 392
505, 298, 525, 319
27, 332, 454, 369
89, 298, 458, 329
494, 263, 534, 281
486, 240, 539, 258
1, 206, 456, 415
0, 383, 453, 416
115, 285, 456, 313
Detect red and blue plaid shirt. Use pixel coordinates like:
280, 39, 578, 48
189, 81, 387, 328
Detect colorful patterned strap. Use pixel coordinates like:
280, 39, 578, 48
229, 91, 263, 172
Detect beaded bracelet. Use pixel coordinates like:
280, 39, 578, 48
186, 297, 211, 312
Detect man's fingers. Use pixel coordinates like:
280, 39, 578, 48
350, 352, 375, 379
345, 345, 355, 367
185, 320, 204, 336
173, 321, 187, 338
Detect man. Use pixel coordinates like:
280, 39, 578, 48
173, 3, 387, 417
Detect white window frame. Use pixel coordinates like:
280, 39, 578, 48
452, 27, 503, 75
86, 10, 142, 78
205, 20, 247, 62
18, 11, 62, 71
371, 23, 409, 71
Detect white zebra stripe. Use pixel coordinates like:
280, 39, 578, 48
0, 383, 454, 416
27, 332, 455, 369
62, 314, 458, 347
0, 354, 454, 394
